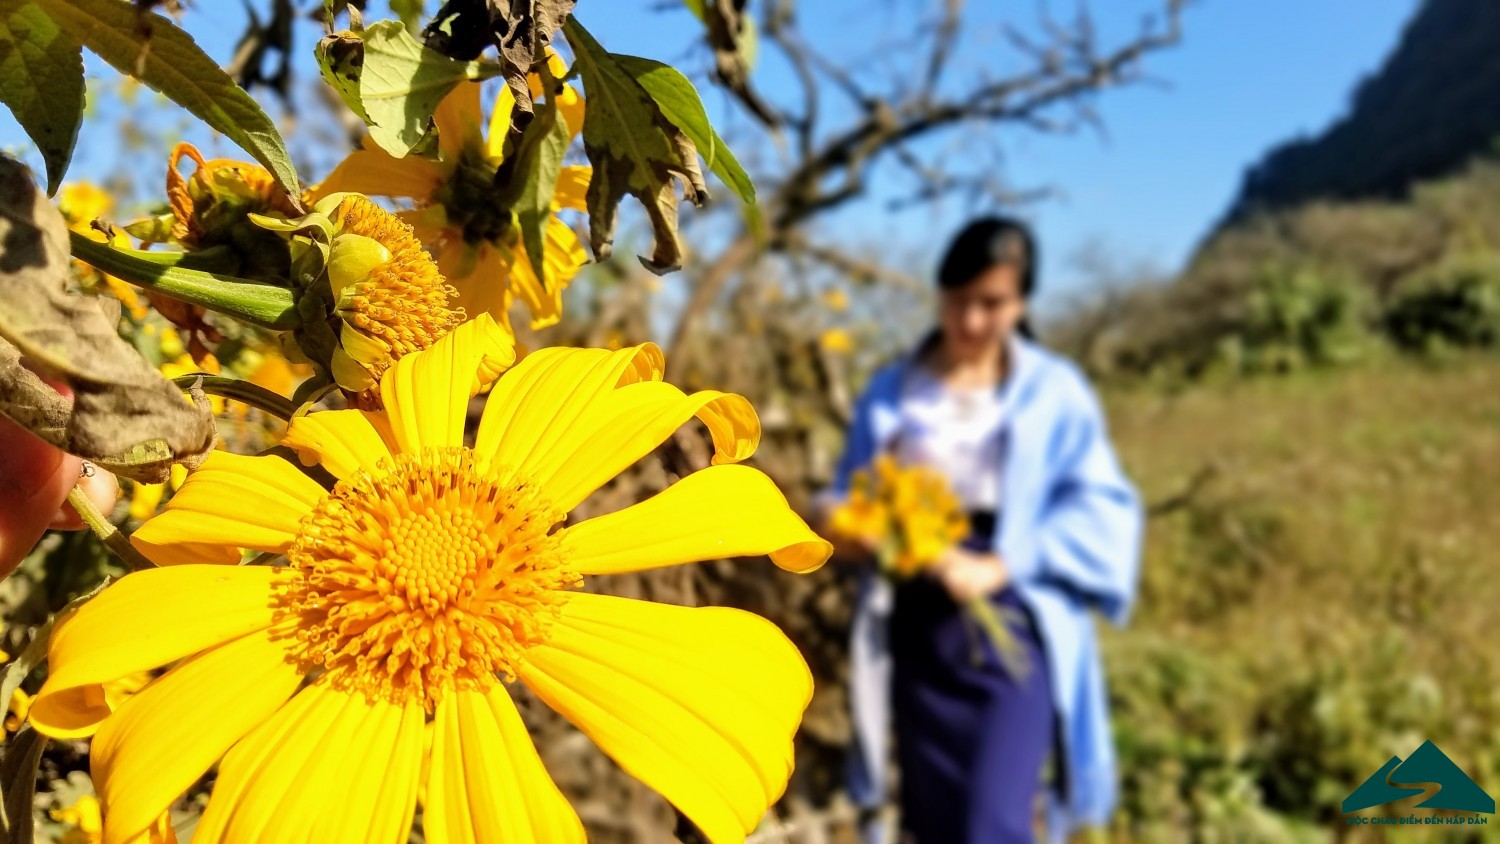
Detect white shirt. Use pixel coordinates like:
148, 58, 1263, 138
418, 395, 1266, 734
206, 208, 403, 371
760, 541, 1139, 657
892, 363, 1007, 511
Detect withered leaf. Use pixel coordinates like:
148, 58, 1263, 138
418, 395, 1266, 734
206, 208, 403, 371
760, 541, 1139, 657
0, 155, 214, 483
423, 0, 576, 137
564, 18, 708, 274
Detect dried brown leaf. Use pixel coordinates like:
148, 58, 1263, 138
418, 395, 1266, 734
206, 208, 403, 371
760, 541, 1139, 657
0, 156, 213, 483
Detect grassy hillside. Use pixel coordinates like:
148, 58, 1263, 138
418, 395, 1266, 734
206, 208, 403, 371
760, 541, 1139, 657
1102, 354, 1500, 841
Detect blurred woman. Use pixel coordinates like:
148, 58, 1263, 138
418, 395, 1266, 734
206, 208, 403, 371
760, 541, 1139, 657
824, 217, 1143, 844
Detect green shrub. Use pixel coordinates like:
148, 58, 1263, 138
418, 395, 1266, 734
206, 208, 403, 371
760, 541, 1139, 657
1217, 264, 1372, 374
1384, 253, 1500, 351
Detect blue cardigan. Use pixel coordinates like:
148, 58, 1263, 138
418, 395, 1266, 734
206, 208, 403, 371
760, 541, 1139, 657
834, 335, 1143, 839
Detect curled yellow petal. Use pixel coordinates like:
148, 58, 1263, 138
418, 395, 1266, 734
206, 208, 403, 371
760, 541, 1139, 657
560, 464, 830, 574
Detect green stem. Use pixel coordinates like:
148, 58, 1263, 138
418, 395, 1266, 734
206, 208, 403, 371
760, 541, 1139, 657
66, 486, 152, 572
170, 375, 296, 420
97, 243, 241, 273
70, 232, 299, 330
965, 595, 1031, 681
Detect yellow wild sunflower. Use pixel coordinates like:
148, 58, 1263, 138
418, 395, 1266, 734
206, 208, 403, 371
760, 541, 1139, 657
255, 192, 467, 402
29, 314, 831, 844
311, 52, 590, 332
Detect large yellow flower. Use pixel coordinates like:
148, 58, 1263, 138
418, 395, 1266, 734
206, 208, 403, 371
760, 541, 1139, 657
29, 315, 830, 844
313, 54, 590, 332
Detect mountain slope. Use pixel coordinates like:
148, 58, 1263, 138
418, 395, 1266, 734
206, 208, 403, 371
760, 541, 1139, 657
1223, 0, 1500, 224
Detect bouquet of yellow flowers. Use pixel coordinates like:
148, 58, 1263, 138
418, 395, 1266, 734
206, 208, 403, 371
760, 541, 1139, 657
833, 455, 1029, 677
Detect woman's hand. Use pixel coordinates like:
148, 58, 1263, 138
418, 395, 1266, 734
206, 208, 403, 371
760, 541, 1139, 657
931, 547, 1010, 603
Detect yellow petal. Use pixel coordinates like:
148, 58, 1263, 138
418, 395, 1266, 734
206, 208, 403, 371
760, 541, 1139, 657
503, 244, 563, 329
309, 147, 444, 203
544, 216, 588, 276
474, 344, 666, 481
92, 627, 302, 844
281, 409, 396, 481
30, 566, 288, 739
130, 451, 326, 565
435, 81, 483, 161
517, 593, 812, 844
557, 87, 586, 142
379, 313, 517, 454
196, 683, 421, 844
322, 698, 421, 844
425, 688, 583, 844
553, 167, 590, 212
485, 84, 517, 161
447, 245, 511, 322
560, 464, 830, 575
531, 380, 759, 513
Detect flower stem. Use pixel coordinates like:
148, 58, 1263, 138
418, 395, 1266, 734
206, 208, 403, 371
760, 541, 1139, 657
965, 595, 1031, 681
70, 232, 300, 330
170, 375, 296, 420
66, 486, 152, 572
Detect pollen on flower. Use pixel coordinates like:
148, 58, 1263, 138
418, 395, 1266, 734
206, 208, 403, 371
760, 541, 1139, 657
328, 195, 464, 366
275, 448, 578, 709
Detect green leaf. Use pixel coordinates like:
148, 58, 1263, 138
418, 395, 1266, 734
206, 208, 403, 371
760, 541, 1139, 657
0, 727, 45, 844
0, 0, 83, 195
564, 18, 708, 274
613, 54, 756, 209
316, 20, 501, 159
31, 0, 300, 198
501, 98, 571, 295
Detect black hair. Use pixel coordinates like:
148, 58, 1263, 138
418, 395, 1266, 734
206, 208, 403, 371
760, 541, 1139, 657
936, 216, 1038, 337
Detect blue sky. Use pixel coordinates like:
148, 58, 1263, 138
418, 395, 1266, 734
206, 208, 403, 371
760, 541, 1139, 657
583, 1, 1419, 309
2, 1, 1419, 312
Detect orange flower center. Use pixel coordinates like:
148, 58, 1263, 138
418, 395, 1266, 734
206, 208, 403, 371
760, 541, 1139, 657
277, 448, 577, 709
327, 195, 464, 373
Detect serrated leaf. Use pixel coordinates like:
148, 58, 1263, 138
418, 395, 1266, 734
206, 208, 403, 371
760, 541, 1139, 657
0, 156, 214, 483
501, 98, 570, 294
613, 54, 756, 209
31, 0, 300, 198
317, 20, 501, 159
564, 18, 707, 274
0, 0, 83, 196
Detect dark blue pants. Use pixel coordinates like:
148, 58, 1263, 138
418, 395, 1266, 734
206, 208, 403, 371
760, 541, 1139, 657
890, 534, 1055, 843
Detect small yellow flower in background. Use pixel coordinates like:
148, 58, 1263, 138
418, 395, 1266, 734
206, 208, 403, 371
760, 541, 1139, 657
254, 192, 466, 402
58, 182, 148, 320
312, 51, 590, 333
819, 328, 853, 354
52, 795, 103, 844
30, 314, 831, 844
53, 794, 175, 844
822, 287, 849, 312
128, 465, 186, 523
